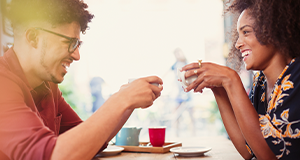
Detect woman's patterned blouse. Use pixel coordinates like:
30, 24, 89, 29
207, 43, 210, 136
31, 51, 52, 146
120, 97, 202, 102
248, 58, 300, 159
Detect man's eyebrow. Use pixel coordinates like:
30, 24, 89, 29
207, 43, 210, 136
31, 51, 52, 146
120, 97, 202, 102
239, 25, 252, 31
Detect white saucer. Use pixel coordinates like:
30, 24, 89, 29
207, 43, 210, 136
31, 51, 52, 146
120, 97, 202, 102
170, 146, 212, 157
97, 145, 124, 157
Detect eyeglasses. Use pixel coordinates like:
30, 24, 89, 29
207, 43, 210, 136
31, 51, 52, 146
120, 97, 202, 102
35, 27, 82, 53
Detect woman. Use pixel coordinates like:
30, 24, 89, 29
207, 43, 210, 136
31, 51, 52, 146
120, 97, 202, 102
180, 0, 300, 159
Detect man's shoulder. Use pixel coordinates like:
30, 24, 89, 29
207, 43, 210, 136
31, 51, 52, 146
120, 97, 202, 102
0, 58, 23, 87
0, 56, 10, 73
0, 49, 19, 78
0, 70, 26, 106
0, 55, 29, 102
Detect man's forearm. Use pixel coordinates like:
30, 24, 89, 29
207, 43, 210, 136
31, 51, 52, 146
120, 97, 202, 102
108, 108, 134, 141
50, 94, 130, 160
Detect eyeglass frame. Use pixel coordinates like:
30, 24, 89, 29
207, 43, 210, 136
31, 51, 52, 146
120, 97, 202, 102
35, 27, 82, 53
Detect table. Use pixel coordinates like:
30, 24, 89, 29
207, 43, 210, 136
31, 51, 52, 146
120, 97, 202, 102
94, 136, 243, 160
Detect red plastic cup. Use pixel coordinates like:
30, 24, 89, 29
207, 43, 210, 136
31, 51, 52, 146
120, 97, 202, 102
148, 127, 166, 147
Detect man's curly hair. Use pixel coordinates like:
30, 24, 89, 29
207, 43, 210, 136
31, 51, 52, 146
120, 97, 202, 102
6, 0, 94, 33
224, 0, 300, 71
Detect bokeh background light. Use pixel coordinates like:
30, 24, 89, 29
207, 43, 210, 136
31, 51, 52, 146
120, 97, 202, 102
62, 0, 231, 140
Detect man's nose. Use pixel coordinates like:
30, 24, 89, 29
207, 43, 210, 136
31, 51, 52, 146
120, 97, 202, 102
70, 48, 80, 61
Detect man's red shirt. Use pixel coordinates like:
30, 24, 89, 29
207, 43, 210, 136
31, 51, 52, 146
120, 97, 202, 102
0, 48, 83, 160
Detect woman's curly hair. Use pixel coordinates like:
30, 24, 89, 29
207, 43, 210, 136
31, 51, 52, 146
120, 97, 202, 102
6, 0, 94, 33
225, 0, 300, 71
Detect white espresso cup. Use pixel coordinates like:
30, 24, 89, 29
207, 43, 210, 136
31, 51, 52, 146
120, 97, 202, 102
177, 69, 198, 89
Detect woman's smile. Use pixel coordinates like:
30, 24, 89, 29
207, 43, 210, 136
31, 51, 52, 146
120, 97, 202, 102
242, 50, 251, 61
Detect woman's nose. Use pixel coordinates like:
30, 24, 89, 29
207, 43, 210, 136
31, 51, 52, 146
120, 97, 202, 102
235, 37, 244, 49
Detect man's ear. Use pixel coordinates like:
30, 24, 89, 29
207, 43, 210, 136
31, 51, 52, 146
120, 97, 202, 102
25, 28, 39, 48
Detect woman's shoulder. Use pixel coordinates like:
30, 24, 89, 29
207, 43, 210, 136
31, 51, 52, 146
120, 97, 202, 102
277, 58, 300, 83
287, 57, 300, 73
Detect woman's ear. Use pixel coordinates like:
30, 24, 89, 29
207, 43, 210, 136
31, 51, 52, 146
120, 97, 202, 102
25, 28, 39, 48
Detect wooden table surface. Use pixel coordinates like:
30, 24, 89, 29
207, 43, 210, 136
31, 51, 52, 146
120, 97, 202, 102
94, 136, 243, 160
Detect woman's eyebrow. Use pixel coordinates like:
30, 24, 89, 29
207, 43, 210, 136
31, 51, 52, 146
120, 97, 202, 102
239, 25, 252, 31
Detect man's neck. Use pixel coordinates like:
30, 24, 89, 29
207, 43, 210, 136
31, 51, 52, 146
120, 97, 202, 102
13, 45, 44, 89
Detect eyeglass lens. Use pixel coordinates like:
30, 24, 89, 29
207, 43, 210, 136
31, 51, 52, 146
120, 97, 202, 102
69, 39, 80, 53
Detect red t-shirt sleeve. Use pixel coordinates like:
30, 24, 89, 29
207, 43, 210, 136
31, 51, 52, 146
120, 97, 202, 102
0, 76, 57, 160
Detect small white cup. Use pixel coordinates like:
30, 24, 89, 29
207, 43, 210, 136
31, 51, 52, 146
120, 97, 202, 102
177, 69, 198, 89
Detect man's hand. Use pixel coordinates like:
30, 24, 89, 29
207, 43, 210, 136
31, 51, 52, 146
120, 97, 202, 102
117, 76, 163, 109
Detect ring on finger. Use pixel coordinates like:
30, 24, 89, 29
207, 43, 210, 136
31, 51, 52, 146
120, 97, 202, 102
194, 70, 198, 75
198, 60, 202, 68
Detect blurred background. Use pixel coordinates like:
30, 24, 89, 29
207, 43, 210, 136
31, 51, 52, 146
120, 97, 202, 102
0, 0, 252, 141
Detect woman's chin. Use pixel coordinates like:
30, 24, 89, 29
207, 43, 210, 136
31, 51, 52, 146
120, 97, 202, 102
244, 64, 252, 71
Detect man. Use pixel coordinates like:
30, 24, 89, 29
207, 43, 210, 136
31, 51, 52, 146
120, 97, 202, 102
0, 0, 163, 160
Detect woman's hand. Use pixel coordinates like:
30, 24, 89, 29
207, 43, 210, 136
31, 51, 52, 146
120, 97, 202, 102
117, 76, 163, 110
181, 62, 238, 93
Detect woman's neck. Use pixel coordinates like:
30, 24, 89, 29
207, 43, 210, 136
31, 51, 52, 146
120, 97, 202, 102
263, 55, 292, 101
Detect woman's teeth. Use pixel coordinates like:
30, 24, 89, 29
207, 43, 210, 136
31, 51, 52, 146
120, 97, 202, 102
242, 50, 251, 58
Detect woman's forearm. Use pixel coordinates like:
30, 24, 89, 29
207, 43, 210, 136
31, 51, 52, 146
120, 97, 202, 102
223, 72, 276, 160
212, 87, 252, 159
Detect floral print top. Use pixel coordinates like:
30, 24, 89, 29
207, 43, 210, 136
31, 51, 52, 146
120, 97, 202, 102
248, 58, 300, 159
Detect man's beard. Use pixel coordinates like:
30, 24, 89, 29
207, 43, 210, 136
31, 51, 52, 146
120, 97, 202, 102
40, 40, 63, 84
